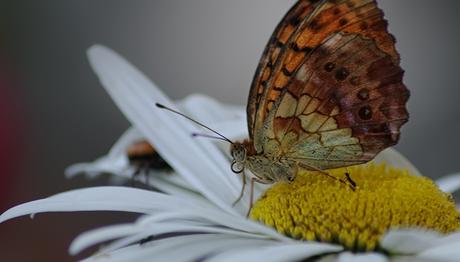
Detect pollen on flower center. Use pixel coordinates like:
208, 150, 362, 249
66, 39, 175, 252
250, 163, 460, 252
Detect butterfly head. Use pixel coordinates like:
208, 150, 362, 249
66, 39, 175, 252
230, 142, 247, 174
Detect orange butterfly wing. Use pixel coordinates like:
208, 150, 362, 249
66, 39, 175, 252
247, 0, 409, 169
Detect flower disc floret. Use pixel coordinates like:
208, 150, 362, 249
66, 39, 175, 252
250, 163, 460, 251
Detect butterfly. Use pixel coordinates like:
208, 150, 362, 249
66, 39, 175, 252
227, 0, 409, 204
158, 0, 409, 208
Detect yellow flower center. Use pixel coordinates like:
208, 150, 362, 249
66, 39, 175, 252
250, 163, 460, 252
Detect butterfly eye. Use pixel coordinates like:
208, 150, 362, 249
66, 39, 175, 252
231, 150, 240, 160
231, 146, 246, 161
231, 161, 244, 174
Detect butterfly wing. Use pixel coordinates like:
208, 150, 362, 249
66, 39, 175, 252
247, 0, 319, 140
248, 0, 409, 169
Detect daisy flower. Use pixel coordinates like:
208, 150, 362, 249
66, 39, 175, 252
2, 45, 460, 262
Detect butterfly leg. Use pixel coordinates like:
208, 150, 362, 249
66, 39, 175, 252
246, 176, 271, 217
344, 171, 356, 188
232, 171, 246, 207
298, 163, 356, 191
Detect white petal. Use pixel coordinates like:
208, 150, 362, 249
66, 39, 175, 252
390, 256, 439, 262
178, 94, 245, 127
337, 252, 388, 262
0, 187, 214, 223
65, 154, 131, 180
153, 171, 195, 191
71, 219, 269, 255
211, 119, 248, 145
65, 127, 200, 196
146, 236, 269, 262
65, 127, 142, 179
97, 211, 258, 254
178, 94, 248, 148
100, 212, 209, 249
72, 211, 272, 255
68, 158, 199, 198
69, 223, 135, 255
431, 231, 460, 247
374, 148, 422, 176
88, 45, 244, 213
435, 173, 460, 193
0, 186, 287, 243
381, 228, 442, 255
107, 127, 144, 158
83, 234, 273, 262
402, 230, 460, 261
418, 241, 460, 262
207, 242, 342, 262
66, 95, 245, 181
315, 254, 340, 262
148, 173, 200, 197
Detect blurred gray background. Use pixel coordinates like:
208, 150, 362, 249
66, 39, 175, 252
1, 0, 459, 261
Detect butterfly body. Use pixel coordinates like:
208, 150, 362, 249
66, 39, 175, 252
231, 140, 296, 183
230, 0, 409, 186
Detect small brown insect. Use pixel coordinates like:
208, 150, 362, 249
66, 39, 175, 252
127, 140, 171, 184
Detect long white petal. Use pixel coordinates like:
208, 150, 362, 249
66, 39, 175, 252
0, 186, 287, 243
65, 94, 245, 181
435, 173, 460, 193
207, 242, 341, 262
72, 211, 271, 255
0, 187, 213, 223
88, 45, 245, 213
337, 252, 388, 262
381, 228, 442, 255
96, 211, 258, 254
135, 210, 289, 242
65, 154, 131, 180
179, 94, 246, 128
95, 212, 210, 253
144, 236, 270, 262
170, 101, 249, 201
148, 173, 201, 197
96, 214, 219, 254
70, 220, 270, 255
153, 171, 195, 191
374, 148, 422, 176
82, 234, 273, 262
69, 223, 135, 255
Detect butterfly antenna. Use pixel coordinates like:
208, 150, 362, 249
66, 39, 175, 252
192, 133, 231, 142
156, 103, 234, 144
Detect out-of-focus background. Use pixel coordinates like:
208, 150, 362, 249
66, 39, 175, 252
0, 0, 459, 261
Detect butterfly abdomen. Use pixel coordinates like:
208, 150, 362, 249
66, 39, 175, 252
245, 155, 296, 183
